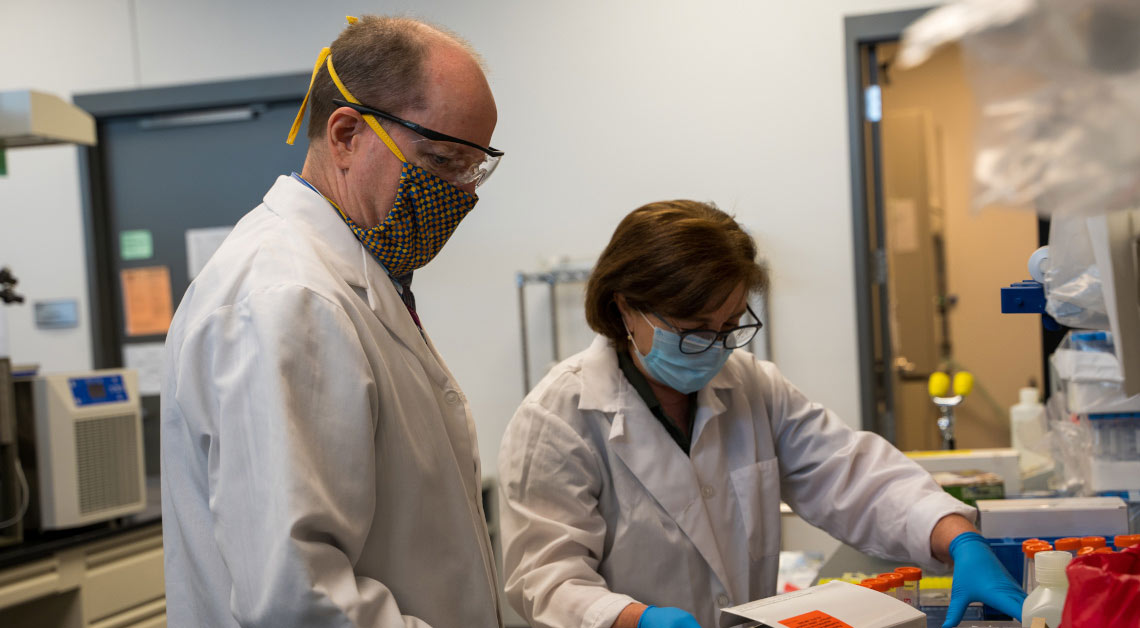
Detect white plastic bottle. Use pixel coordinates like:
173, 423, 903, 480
1021, 550, 1071, 628
1011, 387, 1050, 473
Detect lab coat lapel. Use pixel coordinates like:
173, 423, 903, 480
690, 363, 738, 452
361, 258, 442, 375
264, 175, 443, 377
608, 384, 734, 595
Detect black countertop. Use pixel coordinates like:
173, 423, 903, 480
0, 478, 162, 571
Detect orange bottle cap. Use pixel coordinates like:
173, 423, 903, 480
877, 573, 904, 587
1025, 542, 1052, 558
1081, 536, 1106, 548
1094, 547, 1115, 554
1114, 535, 1140, 549
1022, 539, 1044, 550
1055, 537, 1081, 551
861, 577, 890, 593
1077, 546, 1095, 556
895, 567, 923, 581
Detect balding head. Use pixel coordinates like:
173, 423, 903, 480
299, 15, 498, 230
305, 15, 484, 140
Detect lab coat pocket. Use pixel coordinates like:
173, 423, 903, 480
729, 458, 782, 560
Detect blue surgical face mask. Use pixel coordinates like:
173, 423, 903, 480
627, 311, 733, 394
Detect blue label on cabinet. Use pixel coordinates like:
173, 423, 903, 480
69, 375, 128, 406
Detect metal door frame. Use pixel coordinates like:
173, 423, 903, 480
845, 8, 1055, 439
74, 73, 309, 369
844, 8, 933, 436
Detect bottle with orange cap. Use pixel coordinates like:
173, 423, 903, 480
1022, 540, 1052, 592
1114, 534, 1140, 550
860, 577, 890, 593
1080, 535, 1106, 549
894, 566, 922, 608
1054, 537, 1080, 557
877, 572, 905, 602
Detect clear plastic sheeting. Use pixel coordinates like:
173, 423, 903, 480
1051, 330, 1140, 414
1044, 215, 1110, 329
1043, 391, 1095, 496
900, 0, 1140, 217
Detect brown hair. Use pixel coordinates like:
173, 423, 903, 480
585, 200, 769, 350
306, 15, 472, 140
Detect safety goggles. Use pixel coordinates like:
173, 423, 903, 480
653, 304, 764, 354
331, 98, 503, 188
286, 45, 504, 188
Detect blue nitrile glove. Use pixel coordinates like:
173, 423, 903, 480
943, 532, 1026, 628
637, 606, 701, 628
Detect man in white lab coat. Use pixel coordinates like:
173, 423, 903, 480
161, 15, 504, 627
498, 201, 1026, 628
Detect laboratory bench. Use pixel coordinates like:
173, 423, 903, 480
0, 481, 165, 628
814, 543, 1020, 628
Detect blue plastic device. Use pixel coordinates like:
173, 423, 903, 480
1000, 280, 1060, 330
68, 374, 128, 406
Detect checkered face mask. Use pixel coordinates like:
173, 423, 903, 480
285, 38, 482, 276
339, 160, 478, 276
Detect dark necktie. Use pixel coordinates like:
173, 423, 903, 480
395, 272, 421, 329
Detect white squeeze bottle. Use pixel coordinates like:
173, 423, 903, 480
1011, 386, 1049, 473
1021, 550, 1071, 628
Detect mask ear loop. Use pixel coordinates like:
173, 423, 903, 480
619, 305, 656, 358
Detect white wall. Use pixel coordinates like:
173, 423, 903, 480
0, 0, 936, 475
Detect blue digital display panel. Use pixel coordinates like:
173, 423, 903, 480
69, 375, 128, 406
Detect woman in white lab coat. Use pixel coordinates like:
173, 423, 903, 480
497, 201, 1025, 628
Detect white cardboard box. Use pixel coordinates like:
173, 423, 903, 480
719, 580, 924, 628
905, 448, 1021, 496
977, 496, 1128, 538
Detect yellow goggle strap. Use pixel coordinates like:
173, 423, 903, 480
286, 46, 331, 145
285, 18, 406, 163
322, 54, 406, 162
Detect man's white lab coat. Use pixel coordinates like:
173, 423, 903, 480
498, 336, 973, 628
161, 176, 501, 627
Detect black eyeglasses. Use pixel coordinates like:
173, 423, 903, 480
331, 98, 503, 157
657, 304, 764, 355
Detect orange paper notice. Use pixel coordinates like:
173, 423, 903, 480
121, 266, 173, 336
779, 610, 854, 628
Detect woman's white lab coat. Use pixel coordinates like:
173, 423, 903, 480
162, 176, 501, 627
497, 336, 973, 628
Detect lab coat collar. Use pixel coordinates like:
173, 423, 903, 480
691, 354, 739, 446
576, 336, 626, 414
584, 335, 736, 596
262, 176, 434, 373
262, 175, 368, 289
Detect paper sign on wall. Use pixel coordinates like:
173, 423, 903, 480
123, 342, 165, 396
121, 266, 173, 336
886, 198, 920, 254
185, 226, 233, 280
120, 229, 154, 261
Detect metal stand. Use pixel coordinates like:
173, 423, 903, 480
516, 269, 592, 395
0, 267, 24, 545
936, 405, 956, 450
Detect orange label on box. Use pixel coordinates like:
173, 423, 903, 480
778, 610, 854, 628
